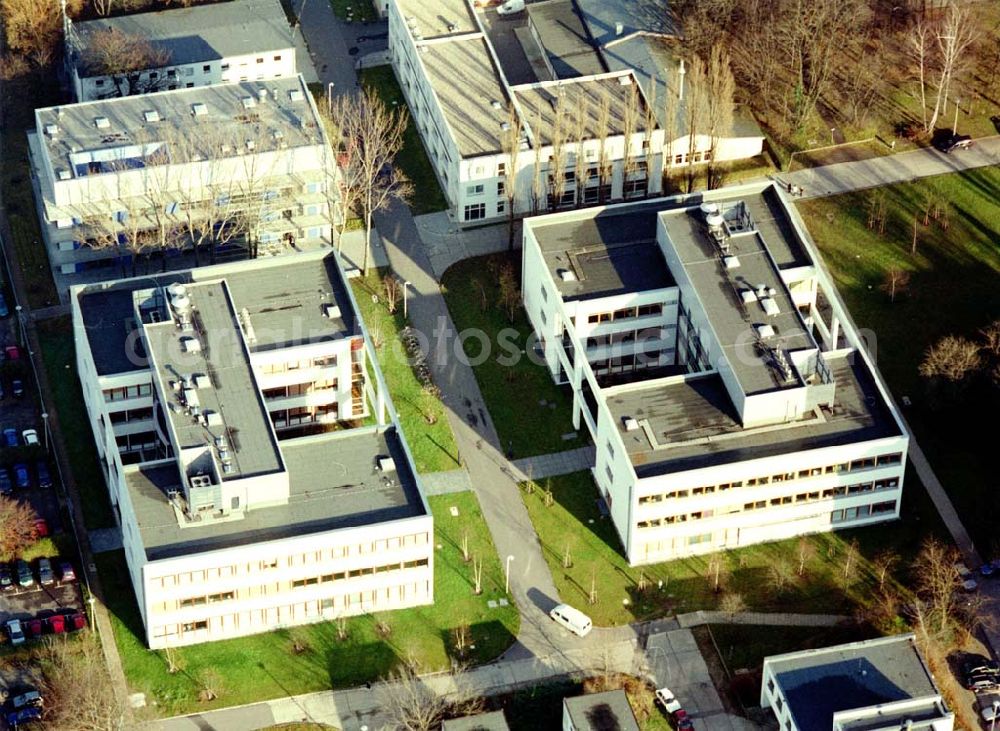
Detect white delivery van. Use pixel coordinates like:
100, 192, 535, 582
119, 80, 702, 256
549, 603, 592, 637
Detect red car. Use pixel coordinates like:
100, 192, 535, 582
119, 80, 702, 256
34, 518, 49, 538
25, 618, 43, 639
65, 612, 86, 631
45, 614, 65, 634
4, 345, 20, 360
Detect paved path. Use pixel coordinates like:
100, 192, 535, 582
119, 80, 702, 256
413, 211, 517, 279
781, 135, 1000, 199
420, 469, 473, 495
511, 446, 596, 481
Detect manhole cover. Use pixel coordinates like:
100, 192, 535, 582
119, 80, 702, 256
349, 46, 360, 56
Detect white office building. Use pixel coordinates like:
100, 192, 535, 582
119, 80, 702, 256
387, 0, 762, 224
761, 634, 954, 731
28, 75, 335, 283
68, 0, 296, 102
71, 251, 433, 648
522, 181, 909, 565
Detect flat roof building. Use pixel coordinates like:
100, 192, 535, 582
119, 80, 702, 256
562, 690, 641, 731
442, 711, 511, 731
522, 181, 908, 564
71, 251, 432, 648
68, 0, 296, 101
761, 634, 954, 731
28, 75, 336, 290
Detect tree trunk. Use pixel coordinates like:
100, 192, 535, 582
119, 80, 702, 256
363, 210, 373, 276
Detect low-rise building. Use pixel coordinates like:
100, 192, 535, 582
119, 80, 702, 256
68, 0, 296, 102
563, 690, 640, 731
761, 634, 954, 730
28, 75, 335, 285
71, 251, 432, 648
521, 181, 908, 564
442, 710, 511, 731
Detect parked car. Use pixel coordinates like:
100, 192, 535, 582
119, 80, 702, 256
655, 687, 683, 714
980, 560, 999, 578
941, 133, 973, 153
46, 614, 65, 634
13, 463, 30, 489
35, 461, 52, 489
4, 618, 25, 646
0, 564, 13, 590
22, 429, 39, 447
12, 378, 24, 398
3, 427, 18, 447
964, 671, 999, 692
37, 558, 54, 586
0, 468, 12, 496
962, 656, 1000, 679
4, 344, 20, 360
549, 603, 593, 637
25, 617, 43, 639
15, 559, 33, 588
497, 0, 525, 14
4, 705, 42, 727
34, 518, 49, 538
4, 688, 42, 710
65, 612, 86, 631
2, 687, 43, 728
0, 292, 9, 318
58, 561, 76, 583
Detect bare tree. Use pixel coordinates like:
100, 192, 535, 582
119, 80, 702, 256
908, 19, 932, 131
383, 275, 401, 315
768, 557, 796, 593
621, 80, 640, 197
873, 549, 899, 592
719, 592, 746, 620
472, 556, 483, 595
84, 28, 173, 97
40, 635, 127, 730
501, 104, 523, 249
927, 2, 978, 133
795, 536, 816, 577
913, 536, 962, 638
0, 0, 78, 67
548, 94, 569, 211
979, 320, 1000, 358
324, 94, 364, 249
841, 539, 860, 584
881, 268, 911, 303
705, 45, 735, 187
199, 668, 224, 702
497, 259, 520, 323
573, 101, 590, 208
919, 335, 982, 382
0, 496, 38, 559
683, 55, 709, 192
379, 665, 483, 731
705, 553, 729, 593
595, 90, 614, 203
330, 89, 412, 274
530, 105, 546, 214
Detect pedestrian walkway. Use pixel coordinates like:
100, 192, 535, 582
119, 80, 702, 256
780, 135, 1000, 199
88, 527, 123, 554
421, 469, 472, 495
413, 211, 516, 279
511, 446, 595, 482
675, 611, 848, 629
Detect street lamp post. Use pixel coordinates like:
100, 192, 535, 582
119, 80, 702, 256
954, 98, 961, 135
327, 82, 335, 116
41, 413, 49, 452
505, 555, 514, 594
829, 128, 836, 145
403, 280, 411, 320
87, 595, 96, 633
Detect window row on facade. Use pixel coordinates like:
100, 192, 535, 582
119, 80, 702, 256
256, 354, 338, 374
637, 453, 905, 505
586, 303, 665, 324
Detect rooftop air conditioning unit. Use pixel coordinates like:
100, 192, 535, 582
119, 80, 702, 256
206, 411, 223, 427
723, 256, 740, 269
324, 304, 342, 319
194, 374, 211, 389
192, 103, 208, 116
755, 323, 775, 339
190, 474, 212, 488
181, 336, 202, 353
94, 117, 110, 129
740, 289, 757, 304
257, 88, 268, 102
558, 269, 576, 282
622, 416, 639, 432
378, 456, 397, 472
241, 96, 256, 109
57, 169, 71, 181
44, 124, 59, 137
143, 110, 160, 123
760, 297, 780, 316
289, 89, 305, 102
246, 139, 256, 151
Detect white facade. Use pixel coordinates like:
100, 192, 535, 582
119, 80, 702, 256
72, 252, 433, 648
522, 182, 909, 565
28, 75, 335, 282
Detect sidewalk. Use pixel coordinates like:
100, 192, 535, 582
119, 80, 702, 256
781, 135, 1000, 199
511, 446, 596, 481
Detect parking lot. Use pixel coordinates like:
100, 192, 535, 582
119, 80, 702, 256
1, 575, 81, 626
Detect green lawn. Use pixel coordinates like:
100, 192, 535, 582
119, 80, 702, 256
329, 0, 378, 22
35, 317, 116, 529
359, 67, 448, 216
521, 469, 945, 627
99, 491, 517, 717
441, 253, 582, 459
798, 169, 1000, 554
350, 271, 460, 473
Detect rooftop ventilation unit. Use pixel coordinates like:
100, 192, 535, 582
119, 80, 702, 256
700, 202, 720, 216
246, 139, 256, 151
760, 297, 780, 316
491, 99, 502, 110
181, 336, 202, 354
167, 282, 188, 298
143, 110, 160, 123
447, 22, 456, 32
615, 21, 624, 36
618, 75, 632, 86
622, 416, 639, 432
257, 88, 268, 102
755, 323, 775, 339
222, 461, 234, 475
57, 169, 71, 181
192, 103, 208, 116
289, 89, 305, 102
206, 411, 223, 427
190, 474, 212, 489
378, 456, 397, 472
44, 124, 59, 137
558, 269, 577, 282
241, 96, 256, 109
740, 289, 757, 304
272, 129, 284, 141
194, 374, 212, 389
723, 255, 740, 269
94, 116, 110, 129
500, 121, 511, 131
324, 304, 342, 320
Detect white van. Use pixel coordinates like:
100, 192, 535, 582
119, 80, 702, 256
549, 603, 592, 637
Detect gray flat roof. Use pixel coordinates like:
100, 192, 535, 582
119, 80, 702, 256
527, 0, 605, 79
142, 280, 283, 480
531, 199, 683, 299
37, 75, 322, 178
420, 37, 509, 157
563, 690, 640, 731
575, 0, 677, 47
837, 700, 948, 731
608, 353, 901, 477
72, 0, 293, 76
441, 711, 510, 731
127, 427, 424, 560
395, 0, 478, 39
661, 202, 815, 395
766, 635, 939, 731
77, 253, 356, 376
512, 73, 654, 147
